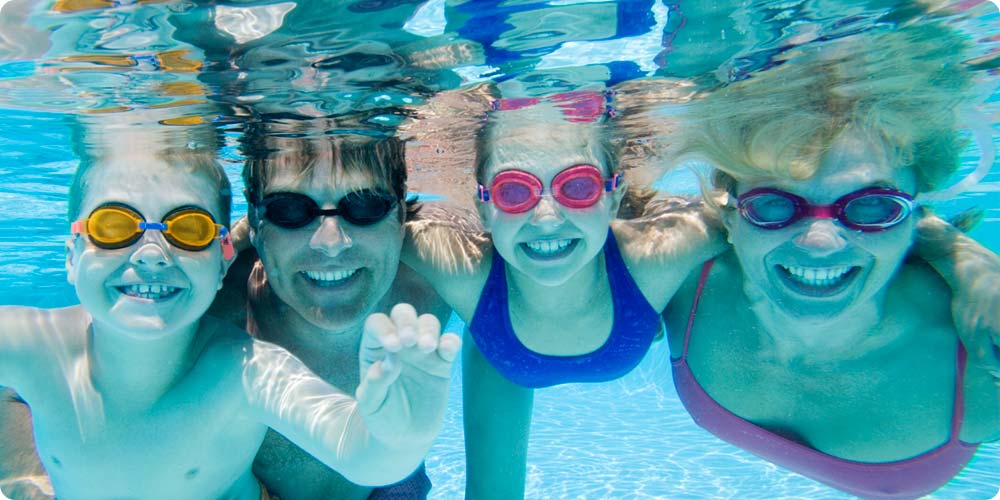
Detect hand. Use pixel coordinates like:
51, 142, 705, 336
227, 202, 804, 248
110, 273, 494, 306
355, 303, 461, 447
949, 272, 1000, 383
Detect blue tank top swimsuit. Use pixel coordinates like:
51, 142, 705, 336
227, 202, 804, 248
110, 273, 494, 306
468, 229, 662, 388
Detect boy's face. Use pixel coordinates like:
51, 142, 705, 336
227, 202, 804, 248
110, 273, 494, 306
251, 164, 404, 334
68, 161, 231, 336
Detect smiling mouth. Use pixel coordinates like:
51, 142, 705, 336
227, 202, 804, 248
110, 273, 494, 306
520, 238, 578, 261
302, 269, 359, 288
117, 284, 182, 301
776, 265, 861, 297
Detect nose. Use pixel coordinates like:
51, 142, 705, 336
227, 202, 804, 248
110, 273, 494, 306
129, 233, 174, 269
529, 195, 565, 227
309, 216, 353, 257
793, 218, 848, 256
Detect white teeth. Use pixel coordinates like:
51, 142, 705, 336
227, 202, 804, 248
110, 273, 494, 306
781, 265, 852, 287
304, 269, 357, 283
121, 284, 179, 300
525, 239, 572, 255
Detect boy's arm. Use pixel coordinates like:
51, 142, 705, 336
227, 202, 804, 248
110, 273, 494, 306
462, 328, 533, 500
244, 304, 459, 486
914, 213, 1000, 377
0, 389, 53, 500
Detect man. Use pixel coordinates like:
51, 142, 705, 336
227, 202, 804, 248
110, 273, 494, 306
216, 123, 452, 500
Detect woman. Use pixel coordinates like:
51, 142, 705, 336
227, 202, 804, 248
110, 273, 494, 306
663, 23, 1000, 499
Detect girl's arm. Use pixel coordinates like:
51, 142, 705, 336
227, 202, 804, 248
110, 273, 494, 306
243, 304, 460, 486
914, 212, 1000, 377
462, 327, 534, 500
613, 195, 728, 310
402, 203, 493, 318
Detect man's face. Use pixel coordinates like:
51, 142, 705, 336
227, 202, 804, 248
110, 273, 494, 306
251, 163, 404, 334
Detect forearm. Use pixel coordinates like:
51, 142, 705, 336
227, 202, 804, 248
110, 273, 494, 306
914, 213, 1000, 287
0, 389, 53, 500
462, 331, 534, 500
246, 343, 431, 486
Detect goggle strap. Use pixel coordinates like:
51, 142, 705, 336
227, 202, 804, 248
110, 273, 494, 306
220, 231, 235, 260
478, 185, 490, 202
70, 220, 86, 235
140, 221, 168, 231
605, 173, 621, 192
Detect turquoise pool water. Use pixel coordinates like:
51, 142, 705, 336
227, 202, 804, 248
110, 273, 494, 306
2, 1, 1000, 498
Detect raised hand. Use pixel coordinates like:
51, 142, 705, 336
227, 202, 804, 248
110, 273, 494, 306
915, 212, 1000, 381
355, 303, 461, 447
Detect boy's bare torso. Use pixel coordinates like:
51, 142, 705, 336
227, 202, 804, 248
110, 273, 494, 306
8, 306, 268, 500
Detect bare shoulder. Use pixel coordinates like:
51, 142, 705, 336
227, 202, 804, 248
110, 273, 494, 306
612, 194, 723, 266
0, 305, 89, 347
406, 203, 492, 277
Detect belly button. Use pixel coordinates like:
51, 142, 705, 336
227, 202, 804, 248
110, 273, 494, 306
185, 468, 199, 480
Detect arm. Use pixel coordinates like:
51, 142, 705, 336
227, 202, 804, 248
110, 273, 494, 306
914, 212, 1000, 377
0, 389, 53, 500
402, 203, 490, 280
243, 304, 460, 486
613, 194, 728, 310
402, 203, 493, 318
462, 328, 534, 500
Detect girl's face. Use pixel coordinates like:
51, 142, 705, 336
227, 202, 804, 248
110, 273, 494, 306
478, 123, 622, 287
724, 131, 918, 320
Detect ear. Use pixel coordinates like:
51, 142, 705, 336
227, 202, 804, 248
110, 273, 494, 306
475, 198, 493, 232
719, 193, 739, 241
65, 237, 79, 285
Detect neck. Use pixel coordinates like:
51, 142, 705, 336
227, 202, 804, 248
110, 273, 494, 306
742, 281, 893, 363
250, 282, 362, 386
88, 318, 203, 409
506, 251, 608, 318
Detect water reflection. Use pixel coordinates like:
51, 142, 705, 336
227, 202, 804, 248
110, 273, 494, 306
0, 0, 998, 498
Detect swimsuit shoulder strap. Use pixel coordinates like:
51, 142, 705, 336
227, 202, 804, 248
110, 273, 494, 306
682, 259, 715, 360
949, 340, 968, 441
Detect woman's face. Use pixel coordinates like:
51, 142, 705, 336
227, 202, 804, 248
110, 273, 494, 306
725, 131, 918, 320
478, 123, 621, 287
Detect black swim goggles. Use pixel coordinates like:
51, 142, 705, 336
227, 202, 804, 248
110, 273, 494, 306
256, 189, 398, 229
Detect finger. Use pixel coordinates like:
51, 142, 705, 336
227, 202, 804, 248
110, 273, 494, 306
390, 303, 419, 348
416, 314, 442, 353
364, 313, 401, 353
355, 354, 401, 415
436, 332, 461, 363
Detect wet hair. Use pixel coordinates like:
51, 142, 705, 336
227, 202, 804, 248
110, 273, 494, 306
67, 119, 232, 227
676, 23, 974, 196
473, 97, 655, 217
241, 121, 417, 222
473, 100, 619, 184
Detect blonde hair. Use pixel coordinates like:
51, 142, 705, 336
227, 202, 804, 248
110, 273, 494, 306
678, 22, 974, 194
68, 118, 231, 226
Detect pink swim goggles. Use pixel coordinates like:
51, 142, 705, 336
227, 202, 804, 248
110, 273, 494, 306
478, 164, 621, 214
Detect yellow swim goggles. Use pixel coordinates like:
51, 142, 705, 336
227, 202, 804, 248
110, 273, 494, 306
71, 203, 234, 259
